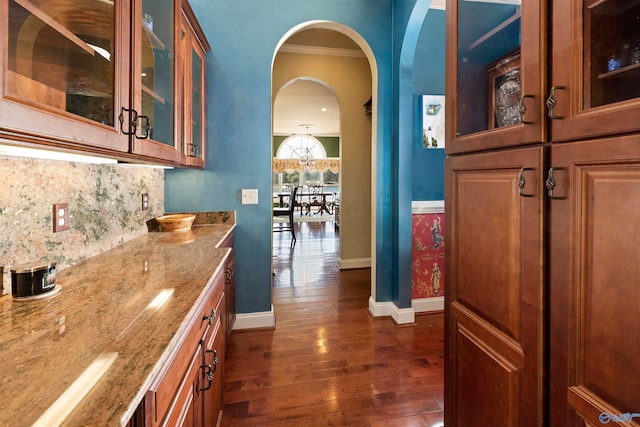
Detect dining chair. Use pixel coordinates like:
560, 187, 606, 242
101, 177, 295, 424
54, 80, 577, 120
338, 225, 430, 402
307, 185, 324, 215
272, 185, 298, 245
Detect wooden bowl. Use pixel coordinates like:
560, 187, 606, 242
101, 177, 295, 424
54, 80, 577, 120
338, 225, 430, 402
155, 214, 196, 232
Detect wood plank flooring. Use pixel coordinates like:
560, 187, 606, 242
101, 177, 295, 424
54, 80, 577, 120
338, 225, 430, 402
222, 221, 444, 426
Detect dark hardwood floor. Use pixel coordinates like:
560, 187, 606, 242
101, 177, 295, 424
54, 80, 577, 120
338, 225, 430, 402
222, 221, 445, 426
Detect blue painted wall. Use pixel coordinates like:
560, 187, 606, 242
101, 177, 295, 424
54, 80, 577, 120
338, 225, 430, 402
165, 0, 393, 315
413, 10, 446, 202
165, 0, 446, 315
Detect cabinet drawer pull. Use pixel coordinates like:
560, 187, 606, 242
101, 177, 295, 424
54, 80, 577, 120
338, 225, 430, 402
202, 309, 216, 325
546, 86, 565, 119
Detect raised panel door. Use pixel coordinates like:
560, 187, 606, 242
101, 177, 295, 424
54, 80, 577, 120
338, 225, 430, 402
445, 0, 546, 155
550, 0, 640, 142
548, 135, 640, 426
445, 146, 544, 426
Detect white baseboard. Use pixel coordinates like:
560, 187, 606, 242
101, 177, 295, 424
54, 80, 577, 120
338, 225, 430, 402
232, 305, 276, 330
368, 296, 415, 325
337, 257, 371, 270
412, 296, 445, 313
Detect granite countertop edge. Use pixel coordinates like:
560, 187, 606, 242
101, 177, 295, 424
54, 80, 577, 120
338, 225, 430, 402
0, 211, 236, 426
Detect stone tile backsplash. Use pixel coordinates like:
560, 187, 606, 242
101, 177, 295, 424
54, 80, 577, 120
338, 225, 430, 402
0, 156, 164, 295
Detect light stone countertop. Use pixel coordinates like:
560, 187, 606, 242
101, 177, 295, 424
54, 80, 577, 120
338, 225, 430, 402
0, 221, 235, 426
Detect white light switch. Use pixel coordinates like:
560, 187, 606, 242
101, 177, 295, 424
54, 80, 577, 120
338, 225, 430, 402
241, 189, 258, 204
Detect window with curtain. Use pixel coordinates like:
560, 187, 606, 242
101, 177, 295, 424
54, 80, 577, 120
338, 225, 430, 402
273, 134, 340, 194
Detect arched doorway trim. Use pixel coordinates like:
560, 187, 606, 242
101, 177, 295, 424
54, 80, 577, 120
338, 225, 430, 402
271, 21, 379, 301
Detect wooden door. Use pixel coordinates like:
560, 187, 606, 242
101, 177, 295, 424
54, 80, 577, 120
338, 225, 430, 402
550, 0, 640, 143
548, 135, 640, 426
445, 146, 545, 426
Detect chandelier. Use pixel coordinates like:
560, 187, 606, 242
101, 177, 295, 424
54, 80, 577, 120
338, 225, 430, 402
298, 125, 316, 170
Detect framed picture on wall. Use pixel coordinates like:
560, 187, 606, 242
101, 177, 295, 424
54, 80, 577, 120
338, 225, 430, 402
421, 95, 445, 149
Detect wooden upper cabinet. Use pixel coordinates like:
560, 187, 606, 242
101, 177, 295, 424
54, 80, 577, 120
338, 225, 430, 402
1, 0, 131, 153
445, 0, 546, 155
0, 0, 207, 166
129, 0, 179, 163
549, 0, 640, 143
177, 1, 209, 168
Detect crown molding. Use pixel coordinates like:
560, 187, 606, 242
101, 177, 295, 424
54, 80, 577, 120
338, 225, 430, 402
430, 0, 446, 10
279, 44, 366, 58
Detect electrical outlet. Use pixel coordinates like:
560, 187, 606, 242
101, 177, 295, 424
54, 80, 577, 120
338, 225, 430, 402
142, 193, 149, 211
53, 203, 69, 232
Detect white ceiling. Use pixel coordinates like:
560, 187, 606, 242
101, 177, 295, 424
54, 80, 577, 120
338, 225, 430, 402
273, 79, 341, 137
273, 29, 363, 137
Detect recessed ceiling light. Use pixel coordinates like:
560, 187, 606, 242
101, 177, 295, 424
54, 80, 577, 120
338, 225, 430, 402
321, 107, 327, 112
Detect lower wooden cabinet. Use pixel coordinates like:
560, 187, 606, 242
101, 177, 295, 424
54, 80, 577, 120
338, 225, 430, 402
224, 249, 236, 345
203, 297, 225, 426
445, 147, 544, 426
134, 263, 227, 427
446, 136, 640, 425
548, 135, 640, 426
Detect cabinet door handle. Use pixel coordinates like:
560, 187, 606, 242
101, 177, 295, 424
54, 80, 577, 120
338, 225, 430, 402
546, 167, 566, 200
546, 86, 565, 119
199, 363, 213, 391
519, 95, 534, 124
207, 349, 219, 374
119, 107, 139, 136
135, 114, 151, 140
199, 349, 219, 391
225, 267, 234, 284
202, 309, 216, 325
186, 143, 198, 157
518, 167, 535, 197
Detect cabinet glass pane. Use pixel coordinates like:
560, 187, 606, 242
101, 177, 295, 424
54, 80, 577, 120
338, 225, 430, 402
585, 0, 640, 110
191, 48, 203, 158
456, 0, 521, 136
7, 0, 115, 125
140, 1, 174, 145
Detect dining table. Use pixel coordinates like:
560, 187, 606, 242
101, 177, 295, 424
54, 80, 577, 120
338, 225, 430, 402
275, 191, 335, 215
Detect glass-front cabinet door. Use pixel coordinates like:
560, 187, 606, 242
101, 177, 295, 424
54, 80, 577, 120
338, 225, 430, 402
177, 3, 207, 168
550, 0, 640, 142
446, 0, 546, 154
129, 0, 179, 162
1, 0, 130, 152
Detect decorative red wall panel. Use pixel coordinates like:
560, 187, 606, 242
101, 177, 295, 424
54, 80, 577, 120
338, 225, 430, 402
412, 213, 445, 299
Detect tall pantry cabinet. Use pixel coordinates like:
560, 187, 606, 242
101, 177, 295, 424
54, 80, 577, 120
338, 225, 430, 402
444, 0, 640, 426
